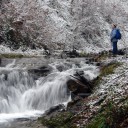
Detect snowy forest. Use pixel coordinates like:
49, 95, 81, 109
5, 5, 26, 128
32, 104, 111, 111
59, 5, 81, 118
0, 0, 128, 52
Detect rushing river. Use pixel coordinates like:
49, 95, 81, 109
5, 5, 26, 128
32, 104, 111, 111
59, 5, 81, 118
0, 58, 99, 127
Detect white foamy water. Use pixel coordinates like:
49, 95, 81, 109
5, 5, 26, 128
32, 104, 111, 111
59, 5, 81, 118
0, 111, 43, 123
0, 59, 99, 124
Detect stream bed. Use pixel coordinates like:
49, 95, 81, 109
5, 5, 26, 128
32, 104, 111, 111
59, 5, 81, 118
0, 57, 99, 128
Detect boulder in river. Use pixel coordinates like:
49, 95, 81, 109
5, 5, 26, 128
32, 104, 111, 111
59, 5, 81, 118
67, 78, 92, 100
28, 65, 53, 79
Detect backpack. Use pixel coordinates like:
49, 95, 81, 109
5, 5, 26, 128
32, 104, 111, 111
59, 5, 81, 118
116, 29, 122, 40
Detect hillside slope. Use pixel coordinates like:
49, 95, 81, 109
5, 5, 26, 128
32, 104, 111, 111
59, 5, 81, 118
0, 0, 128, 53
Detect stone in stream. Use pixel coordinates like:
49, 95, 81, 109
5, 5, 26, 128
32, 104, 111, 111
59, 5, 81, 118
43, 104, 65, 117
67, 78, 92, 100
67, 70, 93, 101
0, 35, 5, 43
28, 65, 52, 79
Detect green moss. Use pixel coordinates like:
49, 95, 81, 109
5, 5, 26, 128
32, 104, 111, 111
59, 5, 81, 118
100, 62, 121, 77
86, 115, 107, 128
0, 53, 35, 58
93, 62, 121, 86
86, 101, 128, 128
38, 112, 77, 128
96, 54, 109, 61
0, 53, 23, 58
79, 51, 110, 60
79, 52, 88, 57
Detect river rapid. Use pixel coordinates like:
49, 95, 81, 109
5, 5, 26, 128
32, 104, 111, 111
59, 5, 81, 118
0, 57, 99, 128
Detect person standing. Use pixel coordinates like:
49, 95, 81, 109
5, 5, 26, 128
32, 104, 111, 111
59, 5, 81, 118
110, 24, 121, 56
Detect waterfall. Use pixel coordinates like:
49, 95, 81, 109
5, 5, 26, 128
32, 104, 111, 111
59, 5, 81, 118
0, 59, 99, 123
0, 71, 71, 123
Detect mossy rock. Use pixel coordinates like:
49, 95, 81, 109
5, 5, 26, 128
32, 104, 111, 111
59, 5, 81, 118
38, 112, 77, 128
0, 53, 35, 58
93, 62, 121, 86
0, 53, 23, 58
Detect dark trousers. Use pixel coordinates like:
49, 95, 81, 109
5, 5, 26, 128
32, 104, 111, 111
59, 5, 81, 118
112, 41, 118, 54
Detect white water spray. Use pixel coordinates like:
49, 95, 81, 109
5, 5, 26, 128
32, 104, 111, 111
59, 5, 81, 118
0, 59, 99, 123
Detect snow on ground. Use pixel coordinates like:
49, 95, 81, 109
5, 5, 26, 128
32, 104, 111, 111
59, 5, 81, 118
95, 56, 128, 97
71, 55, 128, 127
85, 56, 127, 125
87, 55, 128, 109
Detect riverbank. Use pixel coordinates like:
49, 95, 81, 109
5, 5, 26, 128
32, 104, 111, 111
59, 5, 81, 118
38, 53, 128, 128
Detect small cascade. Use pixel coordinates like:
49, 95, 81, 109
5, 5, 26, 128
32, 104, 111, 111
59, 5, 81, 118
0, 70, 71, 122
0, 59, 99, 123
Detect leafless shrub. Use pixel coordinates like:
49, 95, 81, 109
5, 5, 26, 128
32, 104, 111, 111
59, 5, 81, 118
0, 0, 54, 50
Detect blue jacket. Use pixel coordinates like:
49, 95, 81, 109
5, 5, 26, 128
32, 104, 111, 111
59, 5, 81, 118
110, 28, 118, 42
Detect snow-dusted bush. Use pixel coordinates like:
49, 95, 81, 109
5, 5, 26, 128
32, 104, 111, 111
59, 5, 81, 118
0, 0, 54, 50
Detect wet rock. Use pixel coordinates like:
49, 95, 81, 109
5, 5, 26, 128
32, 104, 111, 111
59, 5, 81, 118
60, 49, 79, 59
74, 71, 84, 76
0, 35, 5, 44
71, 93, 83, 101
67, 78, 91, 100
78, 93, 91, 97
118, 49, 125, 55
56, 65, 64, 72
43, 104, 65, 118
67, 101, 76, 109
99, 50, 106, 55
67, 70, 94, 100
95, 62, 101, 66
74, 71, 93, 90
67, 99, 82, 110
4, 74, 8, 81
67, 79, 79, 92
28, 65, 52, 78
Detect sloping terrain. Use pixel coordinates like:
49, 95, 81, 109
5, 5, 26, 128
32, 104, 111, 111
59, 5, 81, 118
38, 53, 128, 128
